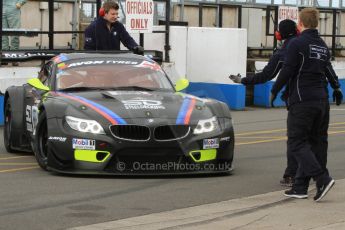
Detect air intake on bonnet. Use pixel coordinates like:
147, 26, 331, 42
154, 125, 190, 141
110, 125, 150, 141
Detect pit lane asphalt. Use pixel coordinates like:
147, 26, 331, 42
0, 106, 344, 230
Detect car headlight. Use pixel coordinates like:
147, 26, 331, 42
193, 116, 220, 134
66, 116, 105, 134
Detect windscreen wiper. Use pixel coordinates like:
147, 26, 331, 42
105, 86, 155, 91
58, 86, 105, 92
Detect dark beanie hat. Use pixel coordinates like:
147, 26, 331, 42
279, 19, 297, 39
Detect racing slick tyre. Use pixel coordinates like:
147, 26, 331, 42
33, 111, 49, 171
3, 100, 15, 153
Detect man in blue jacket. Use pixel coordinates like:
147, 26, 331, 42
271, 8, 343, 202
230, 19, 299, 187
84, 1, 143, 53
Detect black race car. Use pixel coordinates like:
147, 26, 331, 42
3, 53, 234, 175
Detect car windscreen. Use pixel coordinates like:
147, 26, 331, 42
55, 59, 174, 91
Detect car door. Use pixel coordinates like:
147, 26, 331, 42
25, 61, 54, 135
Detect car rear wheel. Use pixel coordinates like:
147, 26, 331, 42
34, 111, 48, 170
3, 100, 15, 153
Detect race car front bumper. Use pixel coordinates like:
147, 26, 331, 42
45, 117, 234, 175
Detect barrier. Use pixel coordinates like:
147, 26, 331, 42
254, 82, 286, 107
0, 95, 3, 125
254, 61, 345, 107
186, 82, 246, 110
0, 67, 40, 126
186, 27, 247, 110
0, 67, 40, 93
328, 79, 345, 102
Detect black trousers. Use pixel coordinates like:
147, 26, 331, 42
283, 145, 298, 178
287, 101, 330, 191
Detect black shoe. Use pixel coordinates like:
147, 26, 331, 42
284, 189, 308, 199
280, 177, 294, 187
314, 177, 335, 202
1, 62, 8, 65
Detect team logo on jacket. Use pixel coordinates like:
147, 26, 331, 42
309, 45, 327, 61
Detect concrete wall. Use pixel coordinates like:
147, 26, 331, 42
0, 67, 40, 93
242, 8, 262, 47
172, 5, 237, 28
18, 1, 75, 49
17, 3, 345, 51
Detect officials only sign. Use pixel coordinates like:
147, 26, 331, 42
278, 6, 298, 24
125, 0, 154, 33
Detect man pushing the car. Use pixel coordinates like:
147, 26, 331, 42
84, 1, 143, 54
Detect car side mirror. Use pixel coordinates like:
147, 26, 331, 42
175, 78, 189, 92
27, 78, 50, 91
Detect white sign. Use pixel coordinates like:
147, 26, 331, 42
278, 6, 298, 24
125, 0, 154, 33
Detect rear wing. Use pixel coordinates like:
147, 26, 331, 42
0, 50, 163, 64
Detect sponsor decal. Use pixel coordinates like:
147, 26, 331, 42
57, 62, 67, 70
53, 92, 127, 125
122, 99, 165, 110
53, 54, 69, 63
135, 61, 161, 71
309, 45, 327, 61
72, 138, 96, 150
49, 136, 67, 142
66, 60, 139, 68
176, 97, 196, 125
203, 138, 220, 149
220, 136, 231, 142
3, 52, 54, 59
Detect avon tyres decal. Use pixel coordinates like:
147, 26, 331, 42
66, 60, 139, 68
53, 92, 127, 125
176, 97, 196, 125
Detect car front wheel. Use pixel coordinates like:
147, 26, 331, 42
33, 111, 49, 170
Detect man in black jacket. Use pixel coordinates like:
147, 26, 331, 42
271, 8, 343, 201
84, 1, 143, 53
230, 19, 299, 187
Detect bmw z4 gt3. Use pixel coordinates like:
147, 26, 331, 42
4, 53, 234, 175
